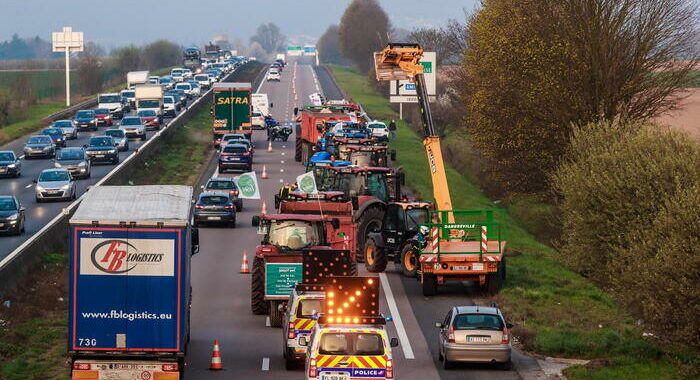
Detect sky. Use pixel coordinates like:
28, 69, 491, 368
0, 0, 480, 50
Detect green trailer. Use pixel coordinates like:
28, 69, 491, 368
417, 209, 507, 296
211, 82, 253, 141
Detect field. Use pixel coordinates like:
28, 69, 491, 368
328, 64, 698, 379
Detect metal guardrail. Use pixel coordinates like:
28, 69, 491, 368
39, 97, 98, 126
0, 63, 263, 296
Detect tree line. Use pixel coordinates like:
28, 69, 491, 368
322, 0, 700, 350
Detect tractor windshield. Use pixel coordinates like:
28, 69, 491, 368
347, 150, 373, 166
406, 208, 430, 231
267, 220, 321, 250
335, 172, 390, 202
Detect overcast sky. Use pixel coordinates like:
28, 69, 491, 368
0, 0, 480, 50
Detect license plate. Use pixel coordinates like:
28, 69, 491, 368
228, 157, 240, 161
452, 266, 470, 271
95, 155, 104, 158
321, 373, 349, 380
472, 263, 484, 271
467, 336, 491, 343
208, 216, 221, 220
0, 223, 4, 227
47, 190, 59, 194
0, 168, 6, 173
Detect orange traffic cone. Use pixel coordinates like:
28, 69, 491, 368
240, 250, 250, 274
261, 165, 268, 179
261, 201, 268, 215
209, 339, 223, 370
267, 141, 273, 152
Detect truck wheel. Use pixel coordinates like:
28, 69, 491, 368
400, 243, 418, 277
364, 238, 387, 273
269, 301, 283, 328
301, 142, 309, 162
486, 269, 503, 295
285, 356, 297, 370
251, 257, 269, 315
500, 256, 507, 282
356, 206, 383, 264
422, 274, 438, 296
349, 261, 358, 276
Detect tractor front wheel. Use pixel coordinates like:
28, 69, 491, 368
400, 243, 419, 277
364, 238, 388, 273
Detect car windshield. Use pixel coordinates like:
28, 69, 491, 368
43, 128, 62, 136
405, 209, 429, 231
176, 84, 191, 90
453, 314, 504, 331
138, 110, 157, 117
195, 75, 208, 80
121, 117, 141, 126
252, 112, 262, 117
28, 136, 51, 144
199, 195, 228, 205
0, 198, 17, 211
206, 180, 236, 190
172, 70, 183, 75
98, 95, 120, 103
0, 152, 15, 161
39, 170, 70, 182
58, 149, 84, 160
297, 299, 323, 318
75, 111, 93, 118
223, 136, 245, 143
122, 91, 135, 97
222, 146, 247, 154
53, 121, 72, 128
164, 97, 174, 104
319, 333, 384, 356
267, 220, 320, 250
138, 100, 160, 108
105, 130, 125, 138
159, 78, 172, 83
89, 137, 113, 147
94, 109, 109, 115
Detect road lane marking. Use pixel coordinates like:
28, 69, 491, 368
266, 316, 271, 327
19, 155, 24, 160
280, 160, 285, 164
25, 184, 32, 188
379, 272, 415, 359
261, 357, 270, 371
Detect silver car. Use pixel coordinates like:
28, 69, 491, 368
120, 116, 146, 140
105, 128, 129, 151
436, 306, 512, 370
52, 120, 78, 140
34, 168, 76, 202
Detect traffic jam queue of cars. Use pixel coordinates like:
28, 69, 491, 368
0, 59, 245, 237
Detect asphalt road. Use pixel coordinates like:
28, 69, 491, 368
0, 69, 239, 261
185, 59, 524, 380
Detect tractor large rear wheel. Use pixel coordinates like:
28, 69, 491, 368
251, 257, 269, 315
364, 238, 388, 273
356, 207, 383, 264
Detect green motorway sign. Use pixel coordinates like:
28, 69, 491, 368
265, 263, 303, 298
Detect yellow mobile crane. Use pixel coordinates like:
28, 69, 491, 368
373, 43, 453, 221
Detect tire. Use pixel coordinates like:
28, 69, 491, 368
400, 243, 419, 277
422, 274, 437, 296
501, 256, 507, 282
269, 301, 283, 328
355, 206, 383, 264
443, 357, 454, 370
218, 165, 224, 174
486, 267, 503, 295
285, 356, 297, 370
499, 361, 512, 371
251, 257, 269, 315
364, 238, 388, 273
300, 142, 309, 162
140, 134, 146, 141
235, 200, 243, 212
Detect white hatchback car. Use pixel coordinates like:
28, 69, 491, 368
267, 70, 281, 81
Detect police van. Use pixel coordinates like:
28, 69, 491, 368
299, 277, 399, 380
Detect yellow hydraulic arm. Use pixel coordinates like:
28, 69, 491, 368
374, 43, 454, 222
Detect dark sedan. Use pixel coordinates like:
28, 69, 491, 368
42, 127, 66, 147
193, 192, 237, 227
84, 136, 119, 164
73, 110, 98, 131
23, 135, 55, 159
0, 196, 25, 235
0, 151, 21, 177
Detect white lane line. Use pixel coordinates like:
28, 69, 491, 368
379, 272, 415, 359
265, 316, 271, 327
280, 160, 285, 164
261, 357, 270, 371
19, 155, 24, 160
25, 184, 32, 188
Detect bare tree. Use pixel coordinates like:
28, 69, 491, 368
338, 0, 391, 73
76, 42, 104, 95
250, 23, 286, 55
112, 45, 142, 74
142, 40, 180, 70
318, 25, 349, 65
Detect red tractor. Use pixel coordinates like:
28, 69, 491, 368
293, 105, 355, 163
250, 213, 357, 326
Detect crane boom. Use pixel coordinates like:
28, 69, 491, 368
374, 43, 454, 221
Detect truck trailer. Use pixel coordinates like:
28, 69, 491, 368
68, 185, 199, 379
211, 82, 253, 140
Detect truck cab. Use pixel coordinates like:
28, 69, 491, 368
97, 93, 125, 119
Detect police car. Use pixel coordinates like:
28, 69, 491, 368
300, 277, 399, 380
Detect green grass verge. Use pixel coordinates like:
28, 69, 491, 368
0, 102, 65, 145
327, 64, 698, 379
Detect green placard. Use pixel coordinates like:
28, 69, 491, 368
265, 263, 303, 297
421, 61, 433, 74
287, 46, 303, 51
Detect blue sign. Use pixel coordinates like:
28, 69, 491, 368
304, 46, 316, 53
405, 83, 416, 91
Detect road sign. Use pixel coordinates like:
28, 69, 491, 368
389, 52, 436, 104
287, 46, 303, 57
52, 27, 84, 107
303, 45, 317, 56
265, 263, 303, 298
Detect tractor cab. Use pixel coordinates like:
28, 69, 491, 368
324, 166, 403, 203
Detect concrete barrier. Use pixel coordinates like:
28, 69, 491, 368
0, 63, 265, 296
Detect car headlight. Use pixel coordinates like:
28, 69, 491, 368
90, 120, 96, 124
43, 146, 50, 151
6, 213, 18, 221
54, 162, 62, 168
36, 186, 45, 192
61, 184, 71, 190
8, 163, 16, 169
78, 161, 86, 167
109, 149, 117, 154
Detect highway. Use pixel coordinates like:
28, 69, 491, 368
185, 59, 526, 379
0, 68, 243, 261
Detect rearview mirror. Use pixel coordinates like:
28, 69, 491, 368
83, 144, 87, 148
390, 338, 399, 347
331, 218, 340, 229
270, 102, 273, 108
293, 107, 298, 116
32, 179, 37, 183
200, 185, 204, 189
251, 215, 261, 226
506, 322, 514, 329
298, 337, 308, 346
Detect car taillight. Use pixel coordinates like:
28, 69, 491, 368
309, 358, 317, 378
242, 152, 250, 156
501, 327, 509, 344
195, 205, 203, 209
73, 363, 91, 370
161, 363, 178, 371
230, 190, 238, 196
287, 322, 295, 339
224, 205, 235, 209
447, 326, 455, 343
386, 359, 393, 378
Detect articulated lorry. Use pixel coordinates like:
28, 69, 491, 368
68, 185, 199, 379
212, 82, 253, 142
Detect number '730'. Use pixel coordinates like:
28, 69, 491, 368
78, 338, 97, 347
